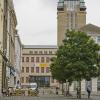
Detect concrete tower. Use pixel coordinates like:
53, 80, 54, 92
57, 0, 86, 46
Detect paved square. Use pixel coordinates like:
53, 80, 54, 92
0, 94, 100, 100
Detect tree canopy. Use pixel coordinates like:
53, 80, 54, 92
50, 30, 100, 83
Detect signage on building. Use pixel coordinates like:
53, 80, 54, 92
39, 63, 48, 67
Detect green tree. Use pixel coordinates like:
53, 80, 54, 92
50, 57, 66, 94
50, 30, 100, 98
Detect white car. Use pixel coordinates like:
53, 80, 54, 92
30, 83, 38, 91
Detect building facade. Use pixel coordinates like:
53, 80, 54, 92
6, 0, 17, 91
79, 24, 100, 92
21, 45, 58, 88
0, 0, 4, 96
63, 24, 100, 93
57, 0, 86, 46
0, 0, 17, 95
15, 32, 22, 88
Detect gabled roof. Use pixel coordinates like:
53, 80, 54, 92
80, 24, 100, 34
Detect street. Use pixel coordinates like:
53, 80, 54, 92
1, 94, 100, 100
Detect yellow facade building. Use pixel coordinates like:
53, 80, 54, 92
57, 0, 86, 46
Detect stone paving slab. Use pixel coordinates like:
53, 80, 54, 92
0, 94, 100, 100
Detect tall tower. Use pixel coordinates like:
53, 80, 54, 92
57, 0, 86, 46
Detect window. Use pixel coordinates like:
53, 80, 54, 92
22, 67, 24, 73
41, 67, 44, 73
26, 77, 29, 83
36, 57, 39, 63
39, 51, 43, 54
97, 36, 100, 43
46, 67, 50, 73
41, 57, 45, 63
26, 57, 29, 62
46, 57, 50, 63
49, 51, 52, 54
31, 57, 34, 62
34, 51, 38, 54
36, 67, 39, 73
44, 51, 47, 54
29, 51, 33, 54
26, 67, 29, 73
21, 77, 24, 83
31, 67, 34, 73
22, 57, 24, 62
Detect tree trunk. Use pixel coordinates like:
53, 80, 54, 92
79, 80, 81, 99
66, 81, 70, 96
62, 83, 64, 95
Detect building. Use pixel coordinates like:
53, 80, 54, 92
21, 45, 58, 88
6, 0, 17, 91
0, 0, 17, 95
57, 0, 86, 46
57, 0, 100, 92
15, 32, 22, 88
62, 24, 100, 93
79, 24, 100, 92
0, 0, 4, 96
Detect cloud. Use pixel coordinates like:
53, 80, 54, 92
13, 0, 57, 45
13, 0, 100, 45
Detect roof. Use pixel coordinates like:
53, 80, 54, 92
79, 24, 100, 34
23, 45, 58, 49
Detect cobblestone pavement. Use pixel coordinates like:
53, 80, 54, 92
0, 94, 100, 100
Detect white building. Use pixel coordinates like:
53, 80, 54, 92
79, 24, 100, 93
66, 24, 100, 93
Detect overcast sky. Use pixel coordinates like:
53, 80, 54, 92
13, 0, 100, 45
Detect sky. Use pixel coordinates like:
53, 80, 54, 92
13, 0, 100, 45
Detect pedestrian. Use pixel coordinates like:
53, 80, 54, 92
76, 87, 80, 98
6, 88, 9, 96
87, 85, 91, 98
56, 87, 58, 95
